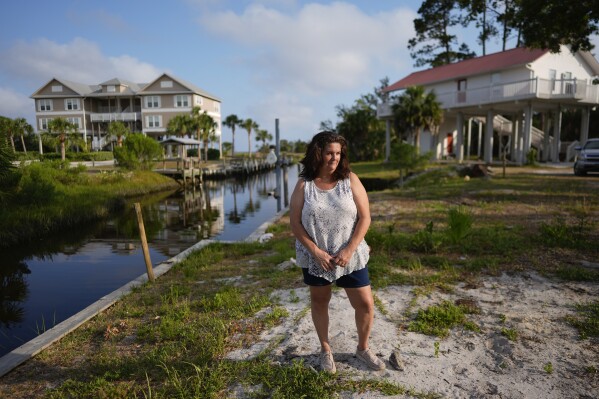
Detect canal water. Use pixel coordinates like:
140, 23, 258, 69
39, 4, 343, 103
0, 165, 299, 358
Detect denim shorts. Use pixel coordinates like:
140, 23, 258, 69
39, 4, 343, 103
302, 267, 370, 288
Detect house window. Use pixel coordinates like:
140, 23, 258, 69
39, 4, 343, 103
65, 98, 80, 110
195, 96, 203, 106
145, 96, 161, 108
161, 80, 173, 88
107, 85, 116, 93
174, 95, 190, 107
146, 115, 162, 128
66, 117, 81, 128
38, 99, 53, 111
213, 103, 220, 113
51, 85, 63, 92
39, 118, 53, 130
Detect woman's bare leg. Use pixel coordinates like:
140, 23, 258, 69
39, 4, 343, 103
344, 285, 374, 351
309, 285, 333, 352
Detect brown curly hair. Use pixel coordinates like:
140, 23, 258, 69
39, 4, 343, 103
299, 131, 351, 181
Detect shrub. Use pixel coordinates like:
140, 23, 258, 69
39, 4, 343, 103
207, 148, 220, 160
526, 148, 538, 165
114, 133, 163, 170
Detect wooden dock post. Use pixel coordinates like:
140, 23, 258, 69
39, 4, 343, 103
134, 202, 155, 282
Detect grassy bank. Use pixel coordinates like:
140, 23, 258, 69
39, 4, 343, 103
0, 162, 179, 247
0, 165, 598, 398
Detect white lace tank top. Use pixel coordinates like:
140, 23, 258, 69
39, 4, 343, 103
295, 177, 370, 282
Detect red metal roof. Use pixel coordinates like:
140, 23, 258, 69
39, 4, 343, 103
384, 47, 549, 92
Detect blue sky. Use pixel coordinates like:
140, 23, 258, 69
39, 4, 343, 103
0, 0, 532, 150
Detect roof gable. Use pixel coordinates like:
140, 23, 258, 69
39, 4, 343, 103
30, 77, 94, 98
385, 47, 550, 92
139, 73, 221, 101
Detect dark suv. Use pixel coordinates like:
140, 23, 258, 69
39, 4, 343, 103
574, 138, 599, 176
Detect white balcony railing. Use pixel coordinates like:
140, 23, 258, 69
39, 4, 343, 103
377, 78, 599, 118
90, 112, 141, 122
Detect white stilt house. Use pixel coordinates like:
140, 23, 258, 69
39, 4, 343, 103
378, 46, 599, 164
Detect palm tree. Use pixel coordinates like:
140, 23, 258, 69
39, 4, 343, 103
255, 129, 273, 153
48, 117, 78, 161
223, 114, 241, 156
107, 121, 130, 147
241, 118, 258, 158
167, 114, 195, 159
0, 117, 16, 153
422, 91, 443, 158
0, 128, 15, 188
167, 115, 192, 138
193, 109, 216, 162
13, 118, 33, 154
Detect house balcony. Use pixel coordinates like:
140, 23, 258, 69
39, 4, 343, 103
90, 112, 141, 122
377, 78, 599, 118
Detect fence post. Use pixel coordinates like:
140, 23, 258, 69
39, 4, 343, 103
134, 202, 155, 282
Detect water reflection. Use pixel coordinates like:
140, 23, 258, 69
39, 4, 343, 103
0, 166, 298, 356
0, 261, 29, 328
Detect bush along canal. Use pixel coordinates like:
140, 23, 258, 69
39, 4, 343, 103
0, 165, 299, 359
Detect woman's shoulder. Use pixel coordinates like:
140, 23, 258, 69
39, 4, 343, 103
348, 172, 361, 184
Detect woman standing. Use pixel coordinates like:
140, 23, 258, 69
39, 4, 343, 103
289, 131, 385, 374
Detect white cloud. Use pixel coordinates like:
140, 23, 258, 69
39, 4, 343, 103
248, 91, 314, 134
1, 37, 163, 84
0, 87, 34, 121
200, 2, 416, 94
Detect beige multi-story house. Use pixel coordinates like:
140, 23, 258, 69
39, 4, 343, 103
30, 73, 221, 151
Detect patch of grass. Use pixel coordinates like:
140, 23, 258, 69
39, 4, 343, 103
539, 216, 591, 249
501, 328, 519, 341
409, 300, 480, 338
409, 221, 441, 253
461, 256, 501, 274
554, 266, 599, 282
461, 225, 526, 256
544, 362, 553, 374
566, 301, 599, 339
373, 293, 388, 316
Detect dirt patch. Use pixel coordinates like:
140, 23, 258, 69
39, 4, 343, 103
230, 270, 599, 398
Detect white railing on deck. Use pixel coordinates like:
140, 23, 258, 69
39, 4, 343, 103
378, 78, 598, 118
90, 112, 140, 122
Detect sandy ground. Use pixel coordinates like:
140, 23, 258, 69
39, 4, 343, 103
227, 266, 599, 399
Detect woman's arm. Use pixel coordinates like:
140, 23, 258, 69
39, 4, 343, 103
289, 179, 335, 271
332, 172, 371, 266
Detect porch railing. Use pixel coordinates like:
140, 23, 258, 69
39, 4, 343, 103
90, 112, 141, 122
377, 78, 599, 118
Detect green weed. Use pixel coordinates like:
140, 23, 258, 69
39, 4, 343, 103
544, 362, 553, 374
445, 206, 473, 245
566, 301, 599, 339
501, 328, 518, 341
409, 300, 480, 338
409, 221, 441, 253
554, 266, 599, 282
